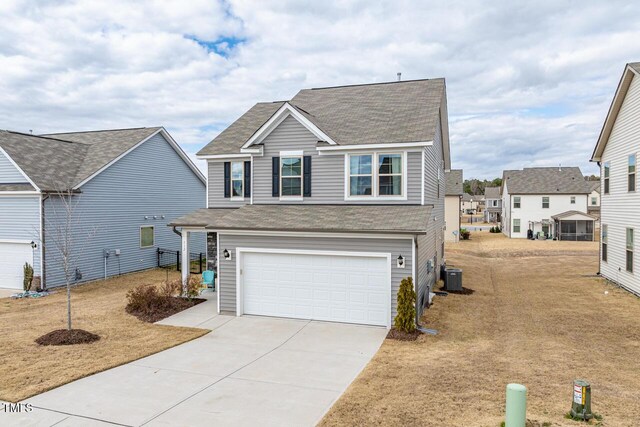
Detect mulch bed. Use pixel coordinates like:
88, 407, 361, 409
126, 297, 205, 323
35, 329, 101, 346
440, 286, 475, 295
387, 328, 422, 341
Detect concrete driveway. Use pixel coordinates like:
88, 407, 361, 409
3, 298, 386, 427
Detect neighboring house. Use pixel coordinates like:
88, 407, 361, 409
483, 186, 502, 223
587, 180, 601, 222
501, 167, 594, 240
171, 78, 451, 327
444, 169, 463, 242
461, 193, 479, 214
0, 127, 206, 289
591, 62, 640, 296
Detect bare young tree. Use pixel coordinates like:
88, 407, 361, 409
43, 186, 97, 330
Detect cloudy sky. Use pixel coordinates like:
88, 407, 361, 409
1, 0, 639, 179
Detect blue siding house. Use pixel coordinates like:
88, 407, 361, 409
0, 127, 206, 289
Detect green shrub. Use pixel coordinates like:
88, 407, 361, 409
23, 262, 34, 291
394, 277, 416, 333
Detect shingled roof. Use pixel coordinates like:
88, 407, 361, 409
198, 78, 448, 157
503, 167, 590, 195
445, 169, 463, 196
170, 204, 434, 235
484, 186, 501, 199
0, 127, 201, 192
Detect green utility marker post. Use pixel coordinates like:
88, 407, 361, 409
505, 383, 527, 427
570, 379, 593, 420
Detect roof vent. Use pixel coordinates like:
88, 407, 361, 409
397, 72, 402, 81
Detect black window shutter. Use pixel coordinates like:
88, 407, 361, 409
303, 155, 312, 197
272, 157, 280, 197
244, 161, 251, 198
223, 162, 231, 198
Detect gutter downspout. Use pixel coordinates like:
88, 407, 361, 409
414, 234, 420, 326
596, 161, 602, 275
41, 194, 49, 290
172, 226, 182, 238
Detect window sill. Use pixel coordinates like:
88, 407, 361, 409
279, 196, 303, 202
344, 195, 407, 202
230, 197, 245, 202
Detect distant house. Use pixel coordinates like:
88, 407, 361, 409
483, 186, 502, 223
0, 127, 206, 290
587, 180, 601, 222
461, 193, 479, 214
445, 170, 463, 242
501, 167, 595, 240
591, 62, 640, 296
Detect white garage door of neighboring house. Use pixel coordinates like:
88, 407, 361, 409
240, 250, 391, 327
0, 242, 33, 289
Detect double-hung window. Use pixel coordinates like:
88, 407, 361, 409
281, 156, 302, 197
542, 196, 550, 209
231, 161, 244, 198
627, 228, 634, 273
629, 155, 636, 192
604, 162, 610, 194
601, 224, 608, 262
513, 219, 521, 233
347, 152, 403, 198
378, 154, 402, 196
570, 196, 575, 204
591, 196, 597, 206
349, 154, 373, 196
513, 196, 521, 208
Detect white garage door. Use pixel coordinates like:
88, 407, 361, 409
241, 251, 390, 327
0, 242, 33, 289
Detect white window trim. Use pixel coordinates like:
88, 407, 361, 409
279, 151, 303, 200
629, 154, 636, 192
542, 196, 550, 209
344, 151, 408, 201
140, 225, 155, 248
230, 161, 244, 201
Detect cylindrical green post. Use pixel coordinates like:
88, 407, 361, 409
505, 383, 527, 427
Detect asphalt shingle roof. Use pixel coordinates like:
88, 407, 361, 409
0, 127, 161, 191
588, 181, 601, 193
445, 169, 463, 196
198, 79, 446, 156
503, 167, 590, 195
484, 186, 500, 199
170, 204, 433, 234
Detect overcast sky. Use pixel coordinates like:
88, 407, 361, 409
1, 1, 639, 179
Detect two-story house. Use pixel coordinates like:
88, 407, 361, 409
171, 78, 451, 327
587, 180, 601, 223
0, 127, 206, 289
591, 62, 640, 296
483, 186, 502, 223
444, 169, 463, 242
501, 167, 594, 240
461, 193, 479, 214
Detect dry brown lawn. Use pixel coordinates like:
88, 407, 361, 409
0, 269, 208, 402
321, 233, 640, 427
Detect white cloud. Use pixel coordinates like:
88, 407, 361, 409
1, 0, 639, 178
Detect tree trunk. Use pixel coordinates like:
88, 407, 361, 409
67, 282, 72, 330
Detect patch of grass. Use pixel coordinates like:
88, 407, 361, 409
321, 233, 637, 426
0, 268, 209, 402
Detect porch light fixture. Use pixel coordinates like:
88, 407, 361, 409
30, 241, 37, 249
223, 249, 232, 260
397, 254, 405, 268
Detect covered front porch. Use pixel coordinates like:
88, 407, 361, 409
552, 211, 596, 241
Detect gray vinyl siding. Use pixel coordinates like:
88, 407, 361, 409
218, 233, 413, 320
208, 160, 250, 207
0, 196, 41, 276
0, 150, 27, 183
208, 115, 422, 206
43, 133, 206, 287
417, 114, 446, 318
